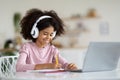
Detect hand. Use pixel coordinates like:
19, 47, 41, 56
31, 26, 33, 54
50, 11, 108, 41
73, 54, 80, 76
67, 63, 78, 70
53, 63, 62, 69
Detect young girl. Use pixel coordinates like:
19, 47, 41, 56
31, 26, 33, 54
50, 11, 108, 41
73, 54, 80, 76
16, 8, 78, 72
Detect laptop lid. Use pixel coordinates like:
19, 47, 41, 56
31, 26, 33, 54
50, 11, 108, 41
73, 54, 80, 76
82, 42, 120, 72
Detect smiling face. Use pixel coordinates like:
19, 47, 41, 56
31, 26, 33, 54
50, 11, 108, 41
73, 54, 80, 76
35, 26, 55, 48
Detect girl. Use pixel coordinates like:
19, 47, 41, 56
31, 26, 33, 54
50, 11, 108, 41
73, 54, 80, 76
16, 8, 77, 72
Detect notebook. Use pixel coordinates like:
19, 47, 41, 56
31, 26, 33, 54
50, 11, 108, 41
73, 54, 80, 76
27, 69, 65, 73
68, 42, 120, 72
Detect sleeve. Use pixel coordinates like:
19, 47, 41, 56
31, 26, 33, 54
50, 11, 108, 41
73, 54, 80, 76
16, 43, 35, 72
58, 53, 69, 69
52, 47, 69, 69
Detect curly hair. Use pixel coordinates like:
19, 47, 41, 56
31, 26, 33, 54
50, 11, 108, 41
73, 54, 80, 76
20, 8, 65, 42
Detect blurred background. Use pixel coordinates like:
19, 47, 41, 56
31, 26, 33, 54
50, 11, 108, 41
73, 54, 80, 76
0, 0, 120, 59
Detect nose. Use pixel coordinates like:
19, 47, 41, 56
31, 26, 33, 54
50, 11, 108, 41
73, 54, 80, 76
46, 34, 51, 39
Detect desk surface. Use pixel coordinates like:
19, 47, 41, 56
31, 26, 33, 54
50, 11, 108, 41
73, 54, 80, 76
1, 70, 120, 80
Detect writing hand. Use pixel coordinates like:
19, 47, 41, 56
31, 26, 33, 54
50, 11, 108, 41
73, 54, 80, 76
54, 63, 62, 69
67, 63, 78, 70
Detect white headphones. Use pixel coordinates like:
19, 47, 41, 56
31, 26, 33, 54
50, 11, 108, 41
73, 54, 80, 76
31, 15, 56, 38
52, 31, 56, 38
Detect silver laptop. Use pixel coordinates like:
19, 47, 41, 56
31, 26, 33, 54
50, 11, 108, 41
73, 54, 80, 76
68, 42, 120, 72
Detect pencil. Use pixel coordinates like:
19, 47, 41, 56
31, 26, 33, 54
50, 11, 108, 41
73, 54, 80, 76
55, 54, 59, 65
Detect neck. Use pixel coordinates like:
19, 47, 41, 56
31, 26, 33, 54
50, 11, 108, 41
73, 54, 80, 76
35, 41, 47, 48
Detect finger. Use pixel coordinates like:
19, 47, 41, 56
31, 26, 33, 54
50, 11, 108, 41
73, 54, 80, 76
68, 63, 77, 69
55, 64, 62, 69
68, 63, 75, 68
71, 65, 77, 70
67, 63, 74, 69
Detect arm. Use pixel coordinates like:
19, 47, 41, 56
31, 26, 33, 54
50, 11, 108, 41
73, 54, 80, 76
16, 53, 61, 71
58, 54, 78, 70
34, 63, 61, 70
16, 53, 35, 72
53, 49, 77, 70
16, 43, 35, 72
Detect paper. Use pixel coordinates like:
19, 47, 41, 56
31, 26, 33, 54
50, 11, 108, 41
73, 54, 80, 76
27, 69, 66, 73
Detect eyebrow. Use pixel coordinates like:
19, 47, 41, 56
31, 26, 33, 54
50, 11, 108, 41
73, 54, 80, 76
42, 31, 54, 34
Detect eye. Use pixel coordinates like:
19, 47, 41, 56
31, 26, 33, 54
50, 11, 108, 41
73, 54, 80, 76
50, 32, 56, 38
50, 33, 53, 37
43, 32, 48, 35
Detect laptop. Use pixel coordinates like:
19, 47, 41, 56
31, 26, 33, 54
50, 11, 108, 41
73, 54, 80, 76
68, 42, 120, 72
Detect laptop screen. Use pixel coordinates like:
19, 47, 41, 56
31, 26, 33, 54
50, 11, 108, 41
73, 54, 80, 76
82, 42, 120, 72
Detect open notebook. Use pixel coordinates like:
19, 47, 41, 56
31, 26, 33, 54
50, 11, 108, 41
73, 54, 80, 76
68, 42, 120, 72
27, 69, 65, 73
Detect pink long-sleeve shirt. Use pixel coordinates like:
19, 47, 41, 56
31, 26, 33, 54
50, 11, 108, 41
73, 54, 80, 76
16, 42, 68, 72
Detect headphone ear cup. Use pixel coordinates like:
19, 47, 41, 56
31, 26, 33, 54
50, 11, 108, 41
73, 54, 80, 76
32, 27, 39, 38
52, 31, 56, 38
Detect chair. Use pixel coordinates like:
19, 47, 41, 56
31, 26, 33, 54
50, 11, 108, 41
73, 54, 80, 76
0, 56, 18, 78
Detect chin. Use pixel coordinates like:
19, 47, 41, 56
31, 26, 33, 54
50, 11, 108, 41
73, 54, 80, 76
44, 41, 50, 44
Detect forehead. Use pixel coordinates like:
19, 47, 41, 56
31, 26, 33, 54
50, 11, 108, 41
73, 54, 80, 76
41, 26, 54, 32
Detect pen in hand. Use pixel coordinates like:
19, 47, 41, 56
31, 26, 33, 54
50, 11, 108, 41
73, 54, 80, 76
55, 54, 59, 65
54, 54, 62, 69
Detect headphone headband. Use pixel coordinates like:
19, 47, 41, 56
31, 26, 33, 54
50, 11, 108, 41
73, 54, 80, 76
35, 15, 52, 24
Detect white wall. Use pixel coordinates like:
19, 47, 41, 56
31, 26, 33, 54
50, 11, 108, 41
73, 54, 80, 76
0, 0, 120, 48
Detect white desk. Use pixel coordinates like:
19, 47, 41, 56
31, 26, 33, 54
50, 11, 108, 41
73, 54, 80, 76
1, 70, 120, 80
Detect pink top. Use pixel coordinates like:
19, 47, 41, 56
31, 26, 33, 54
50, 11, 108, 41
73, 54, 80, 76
16, 42, 68, 72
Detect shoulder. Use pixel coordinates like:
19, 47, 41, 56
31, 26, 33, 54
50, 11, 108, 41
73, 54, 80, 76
21, 42, 33, 47
50, 45, 56, 49
48, 44, 57, 50
20, 42, 35, 50
19, 42, 36, 55
48, 44, 59, 54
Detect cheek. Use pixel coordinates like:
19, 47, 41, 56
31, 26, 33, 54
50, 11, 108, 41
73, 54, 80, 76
39, 35, 46, 38
41, 36, 45, 38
